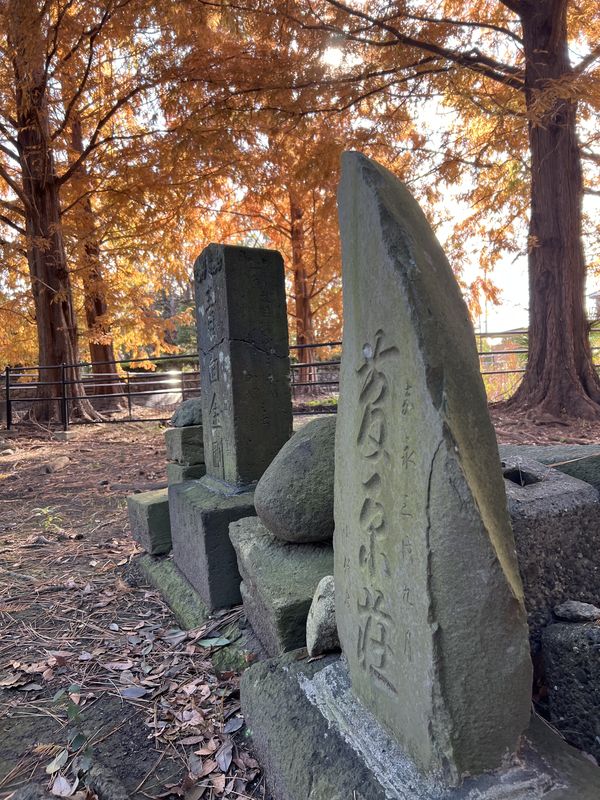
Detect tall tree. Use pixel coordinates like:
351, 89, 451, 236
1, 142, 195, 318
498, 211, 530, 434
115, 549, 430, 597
231, 0, 600, 419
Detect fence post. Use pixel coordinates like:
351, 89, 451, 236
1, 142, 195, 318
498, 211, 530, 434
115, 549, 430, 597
5, 366, 11, 430
60, 364, 68, 431
126, 372, 132, 420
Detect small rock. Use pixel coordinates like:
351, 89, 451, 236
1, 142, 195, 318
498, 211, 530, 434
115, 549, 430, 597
306, 575, 340, 657
554, 600, 600, 622
170, 398, 203, 427
255, 416, 335, 543
44, 456, 70, 473
1, 448, 15, 456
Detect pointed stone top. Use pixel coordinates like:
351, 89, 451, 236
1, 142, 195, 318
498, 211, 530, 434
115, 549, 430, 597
334, 152, 532, 784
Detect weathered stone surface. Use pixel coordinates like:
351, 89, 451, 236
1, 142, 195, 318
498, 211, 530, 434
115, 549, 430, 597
306, 575, 339, 656
554, 600, 600, 622
542, 622, 600, 762
241, 655, 600, 800
127, 489, 171, 555
166, 462, 206, 485
500, 444, 600, 492
229, 516, 333, 655
503, 458, 600, 649
164, 425, 205, 465
195, 244, 292, 487
255, 416, 335, 543
334, 153, 531, 783
169, 479, 255, 610
170, 397, 203, 427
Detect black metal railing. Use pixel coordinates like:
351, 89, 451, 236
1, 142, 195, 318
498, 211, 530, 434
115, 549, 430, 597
3, 327, 599, 430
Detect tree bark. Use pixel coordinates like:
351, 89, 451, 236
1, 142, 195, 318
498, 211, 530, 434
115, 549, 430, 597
8, 0, 98, 422
70, 116, 124, 409
509, 0, 600, 419
289, 191, 316, 388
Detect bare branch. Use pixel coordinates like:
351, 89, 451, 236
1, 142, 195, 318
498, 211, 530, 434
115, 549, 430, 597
0, 212, 25, 235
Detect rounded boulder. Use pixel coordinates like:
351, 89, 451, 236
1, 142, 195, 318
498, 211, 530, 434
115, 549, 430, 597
170, 398, 203, 427
255, 415, 335, 543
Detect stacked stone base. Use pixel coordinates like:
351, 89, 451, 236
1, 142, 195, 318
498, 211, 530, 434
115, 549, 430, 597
242, 655, 600, 800
169, 478, 255, 610
165, 425, 206, 485
127, 488, 171, 554
229, 517, 333, 655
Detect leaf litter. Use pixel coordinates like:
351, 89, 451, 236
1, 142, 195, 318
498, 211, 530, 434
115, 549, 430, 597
0, 425, 267, 799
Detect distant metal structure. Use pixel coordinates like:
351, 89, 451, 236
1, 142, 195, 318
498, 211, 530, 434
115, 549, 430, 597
3, 328, 599, 430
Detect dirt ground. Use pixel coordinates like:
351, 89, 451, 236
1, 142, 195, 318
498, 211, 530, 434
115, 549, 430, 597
0, 424, 265, 800
0, 410, 598, 800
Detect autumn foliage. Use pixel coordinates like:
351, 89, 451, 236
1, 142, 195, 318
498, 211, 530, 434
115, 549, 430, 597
0, 1, 599, 420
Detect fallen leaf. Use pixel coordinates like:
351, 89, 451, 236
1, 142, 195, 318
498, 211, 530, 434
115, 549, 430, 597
46, 749, 68, 774
104, 660, 134, 671
0, 673, 27, 687
215, 741, 233, 773
223, 716, 244, 734
197, 637, 230, 648
210, 774, 226, 794
51, 775, 75, 797
180, 735, 204, 746
183, 785, 206, 800
119, 686, 149, 699
19, 682, 43, 692
199, 759, 217, 777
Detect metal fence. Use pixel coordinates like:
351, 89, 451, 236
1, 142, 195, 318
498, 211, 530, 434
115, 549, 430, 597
3, 328, 599, 430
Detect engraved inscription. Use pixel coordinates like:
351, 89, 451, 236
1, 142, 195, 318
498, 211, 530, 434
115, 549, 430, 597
354, 329, 400, 695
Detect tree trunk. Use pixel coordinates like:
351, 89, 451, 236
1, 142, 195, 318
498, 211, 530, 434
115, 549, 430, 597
70, 116, 124, 409
509, 0, 600, 419
289, 192, 316, 389
8, 0, 98, 422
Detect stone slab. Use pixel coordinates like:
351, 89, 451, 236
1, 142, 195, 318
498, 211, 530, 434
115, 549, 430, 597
335, 151, 531, 781
229, 516, 333, 655
166, 462, 206, 485
164, 425, 205, 465
500, 444, 600, 492
502, 457, 600, 650
127, 489, 171, 555
194, 244, 292, 486
169, 478, 255, 610
542, 621, 600, 762
241, 654, 600, 800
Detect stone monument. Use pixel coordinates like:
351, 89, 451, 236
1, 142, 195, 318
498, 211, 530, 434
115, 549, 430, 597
240, 154, 600, 799
334, 152, 531, 782
169, 244, 293, 610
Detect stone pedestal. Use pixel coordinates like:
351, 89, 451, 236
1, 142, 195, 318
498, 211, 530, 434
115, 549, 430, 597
169, 244, 293, 610
502, 458, 600, 650
165, 425, 205, 465
241, 655, 600, 800
127, 488, 171, 555
229, 517, 333, 655
169, 479, 255, 610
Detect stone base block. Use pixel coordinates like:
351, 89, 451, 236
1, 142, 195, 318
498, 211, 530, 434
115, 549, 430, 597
229, 517, 333, 655
164, 425, 205, 465
167, 462, 206, 485
500, 444, 600, 492
542, 621, 600, 762
169, 479, 255, 610
241, 655, 600, 800
501, 457, 600, 650
127, 488, 171, 555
